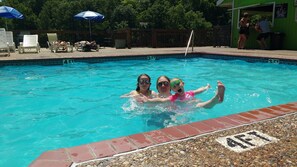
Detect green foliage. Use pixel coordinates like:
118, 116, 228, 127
250, 14, 262, 26
144, 0, 171, 28
111, 4, 137, 29
167, 4, 186, 29
114, 21, 129, 29
185, 11, 212, 29
0, 0, 229, 31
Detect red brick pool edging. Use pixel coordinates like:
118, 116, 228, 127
29, 102, 297, 167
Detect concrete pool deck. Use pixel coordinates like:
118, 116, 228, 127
1, 47, 296, 167
1, 46, 297, 61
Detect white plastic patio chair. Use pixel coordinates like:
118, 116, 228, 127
0, 30, 10, 56
6, 31, 16, 52
18, 34, 40, 53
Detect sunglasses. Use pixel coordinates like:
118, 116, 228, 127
139, 79, 150, 85
157, 81, 169, 87
170, 80, 181, 88
158, 81, 169, 87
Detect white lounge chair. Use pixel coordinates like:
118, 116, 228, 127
47, 33, 73, 53
6, 31, 16, 52
0, 30, 10, 56
18, 35, 40, 53
0, 28, 5, 31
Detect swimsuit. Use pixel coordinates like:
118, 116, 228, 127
239, 19, 249, 36
239, 26, 249, 36
137, 90, 155, 98
169, 91, 195, 102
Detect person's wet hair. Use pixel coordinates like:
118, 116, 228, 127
136, 74, 151, 91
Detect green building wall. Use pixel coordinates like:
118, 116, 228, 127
230, 0, 297, 50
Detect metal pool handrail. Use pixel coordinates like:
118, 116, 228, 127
185, 30, 194, 56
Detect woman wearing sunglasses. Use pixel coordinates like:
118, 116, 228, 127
144, 78, 225, 109
121, 74, 157, 101
156, 75, 172, 98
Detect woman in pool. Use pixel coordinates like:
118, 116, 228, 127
156, 75, 171, 98
144, 78, 224, 109
121, 74, 157, 101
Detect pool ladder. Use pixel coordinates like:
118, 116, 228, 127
185, 30, 194, 56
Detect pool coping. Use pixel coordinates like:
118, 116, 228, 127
1, 53, 297, 65
29, 101, 297, 167
0, 47, 297, 67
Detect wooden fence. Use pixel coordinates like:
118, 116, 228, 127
13, 26, 230, 48
114, 26, 231, 48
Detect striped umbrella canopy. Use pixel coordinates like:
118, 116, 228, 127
0, 6, 24, 19
74, 11, 105, 40
0, 6, 24, 30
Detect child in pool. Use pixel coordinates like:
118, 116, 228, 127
143, 78, 225, 108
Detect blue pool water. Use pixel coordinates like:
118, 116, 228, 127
1, 56, 297, 167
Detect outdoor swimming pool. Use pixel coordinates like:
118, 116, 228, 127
1, 56, 297, 167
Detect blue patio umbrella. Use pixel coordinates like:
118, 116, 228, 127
0, 6, 24, 30
74, 10, 105, 40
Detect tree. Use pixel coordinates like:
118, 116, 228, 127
143, 0, 171, 28
185, 11, 212, 29
0, 0, 230, 30
111, 4, 137, 29
167, 4, 186, 29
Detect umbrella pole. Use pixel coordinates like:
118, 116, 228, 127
89, 20, 92, 41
